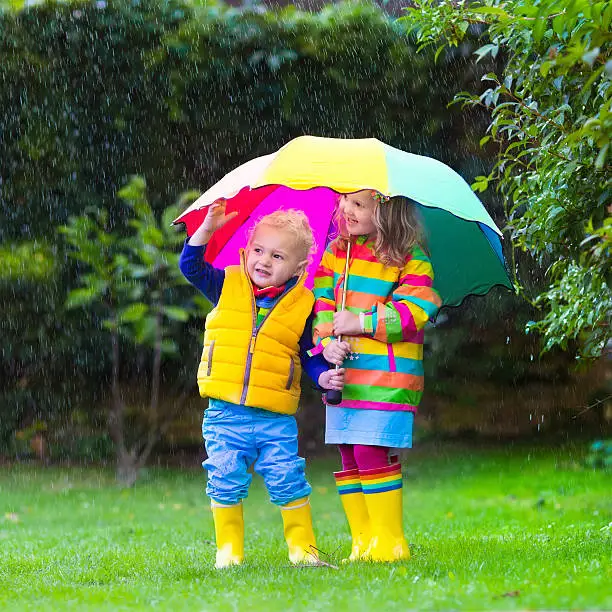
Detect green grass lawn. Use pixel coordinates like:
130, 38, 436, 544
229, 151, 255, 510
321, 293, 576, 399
1, 443, 610, 611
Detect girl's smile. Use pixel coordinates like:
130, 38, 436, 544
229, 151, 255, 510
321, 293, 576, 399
340, 191, 378, 236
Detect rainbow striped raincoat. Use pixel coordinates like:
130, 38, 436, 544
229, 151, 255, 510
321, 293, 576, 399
312, 236, 442, 412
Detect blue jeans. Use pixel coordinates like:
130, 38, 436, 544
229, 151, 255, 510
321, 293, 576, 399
202, 399, 312, 506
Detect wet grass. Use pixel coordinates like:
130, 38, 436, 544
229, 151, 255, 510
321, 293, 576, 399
1, 443, 610, 611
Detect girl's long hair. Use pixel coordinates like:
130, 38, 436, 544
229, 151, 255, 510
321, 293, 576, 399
333, 194, 426, 266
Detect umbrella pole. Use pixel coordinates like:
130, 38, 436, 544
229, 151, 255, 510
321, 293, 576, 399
325, 238, 352, 406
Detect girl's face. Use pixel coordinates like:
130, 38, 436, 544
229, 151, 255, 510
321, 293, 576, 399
339, 191, 378, 236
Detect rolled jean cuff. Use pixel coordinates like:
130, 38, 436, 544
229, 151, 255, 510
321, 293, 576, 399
269, 481, 312, 507
205, 479, 250, 506
209, 496, 244, 507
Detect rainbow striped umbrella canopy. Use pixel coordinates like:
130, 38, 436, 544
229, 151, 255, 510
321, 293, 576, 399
175, 136, 511, 306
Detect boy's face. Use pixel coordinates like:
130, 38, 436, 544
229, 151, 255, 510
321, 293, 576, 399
246, 224, 304, 288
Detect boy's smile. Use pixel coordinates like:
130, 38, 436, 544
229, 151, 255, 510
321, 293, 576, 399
246, 224, 304, 289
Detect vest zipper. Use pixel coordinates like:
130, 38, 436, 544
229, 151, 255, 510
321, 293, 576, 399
240, 293, 258, 405
240, 280, 301, 405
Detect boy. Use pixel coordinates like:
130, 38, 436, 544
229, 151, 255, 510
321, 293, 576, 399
179, 200, 344, 568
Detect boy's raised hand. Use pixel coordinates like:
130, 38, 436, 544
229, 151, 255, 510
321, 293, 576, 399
323, 340, 351, 366
188, 199, 238, 246
201, 199, 238, 233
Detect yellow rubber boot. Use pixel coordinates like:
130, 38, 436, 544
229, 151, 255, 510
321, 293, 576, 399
211, 502, 244, 569
280, 497, 319, 564
334, 469, 371, 561
360, 464, 410, 562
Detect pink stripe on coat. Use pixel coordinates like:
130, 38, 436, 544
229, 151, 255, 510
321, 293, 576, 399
339, 399, 417, 412
394, 301, 417, 333
314, 301, 335, 314
399, 273, 433, 287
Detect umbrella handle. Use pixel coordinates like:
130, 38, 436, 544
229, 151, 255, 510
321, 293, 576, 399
324, 239, 352, 407
325, 388, 342, 405
325, 334, 344, 406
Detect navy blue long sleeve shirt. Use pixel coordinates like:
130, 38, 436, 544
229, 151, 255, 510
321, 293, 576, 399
179, 241, 328, 388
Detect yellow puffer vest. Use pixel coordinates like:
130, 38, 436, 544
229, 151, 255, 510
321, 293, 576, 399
197, 252, 315, 415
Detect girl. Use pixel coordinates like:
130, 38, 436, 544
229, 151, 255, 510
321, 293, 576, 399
312, 190, 442, 563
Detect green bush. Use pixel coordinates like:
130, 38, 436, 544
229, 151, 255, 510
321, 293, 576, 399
0, 0, 484, 239
401, 0, 611, 360
1, 0, 492, 451
584, 439, 612, 470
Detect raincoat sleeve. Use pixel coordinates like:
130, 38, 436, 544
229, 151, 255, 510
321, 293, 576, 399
178, 240, 225, 305
361, 246, 442, 344
311, 246, 337, 352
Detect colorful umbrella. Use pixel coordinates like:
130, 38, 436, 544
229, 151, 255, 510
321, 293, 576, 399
174, 135, 512, 305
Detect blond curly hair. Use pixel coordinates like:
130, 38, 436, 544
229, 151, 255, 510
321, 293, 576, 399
247, 209, 316, 271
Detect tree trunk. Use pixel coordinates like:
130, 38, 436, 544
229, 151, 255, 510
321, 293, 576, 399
107, 322, 131, 485
116, 448, 140, 488
109, 304, 193, 486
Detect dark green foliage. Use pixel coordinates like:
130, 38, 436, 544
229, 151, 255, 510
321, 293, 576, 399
1, 0, 490, 454
400, 0, 611, 360
0, 0, 492, 239
59, 176, 205, 483
0, 0, 189, 237
584, 439, 612, 469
